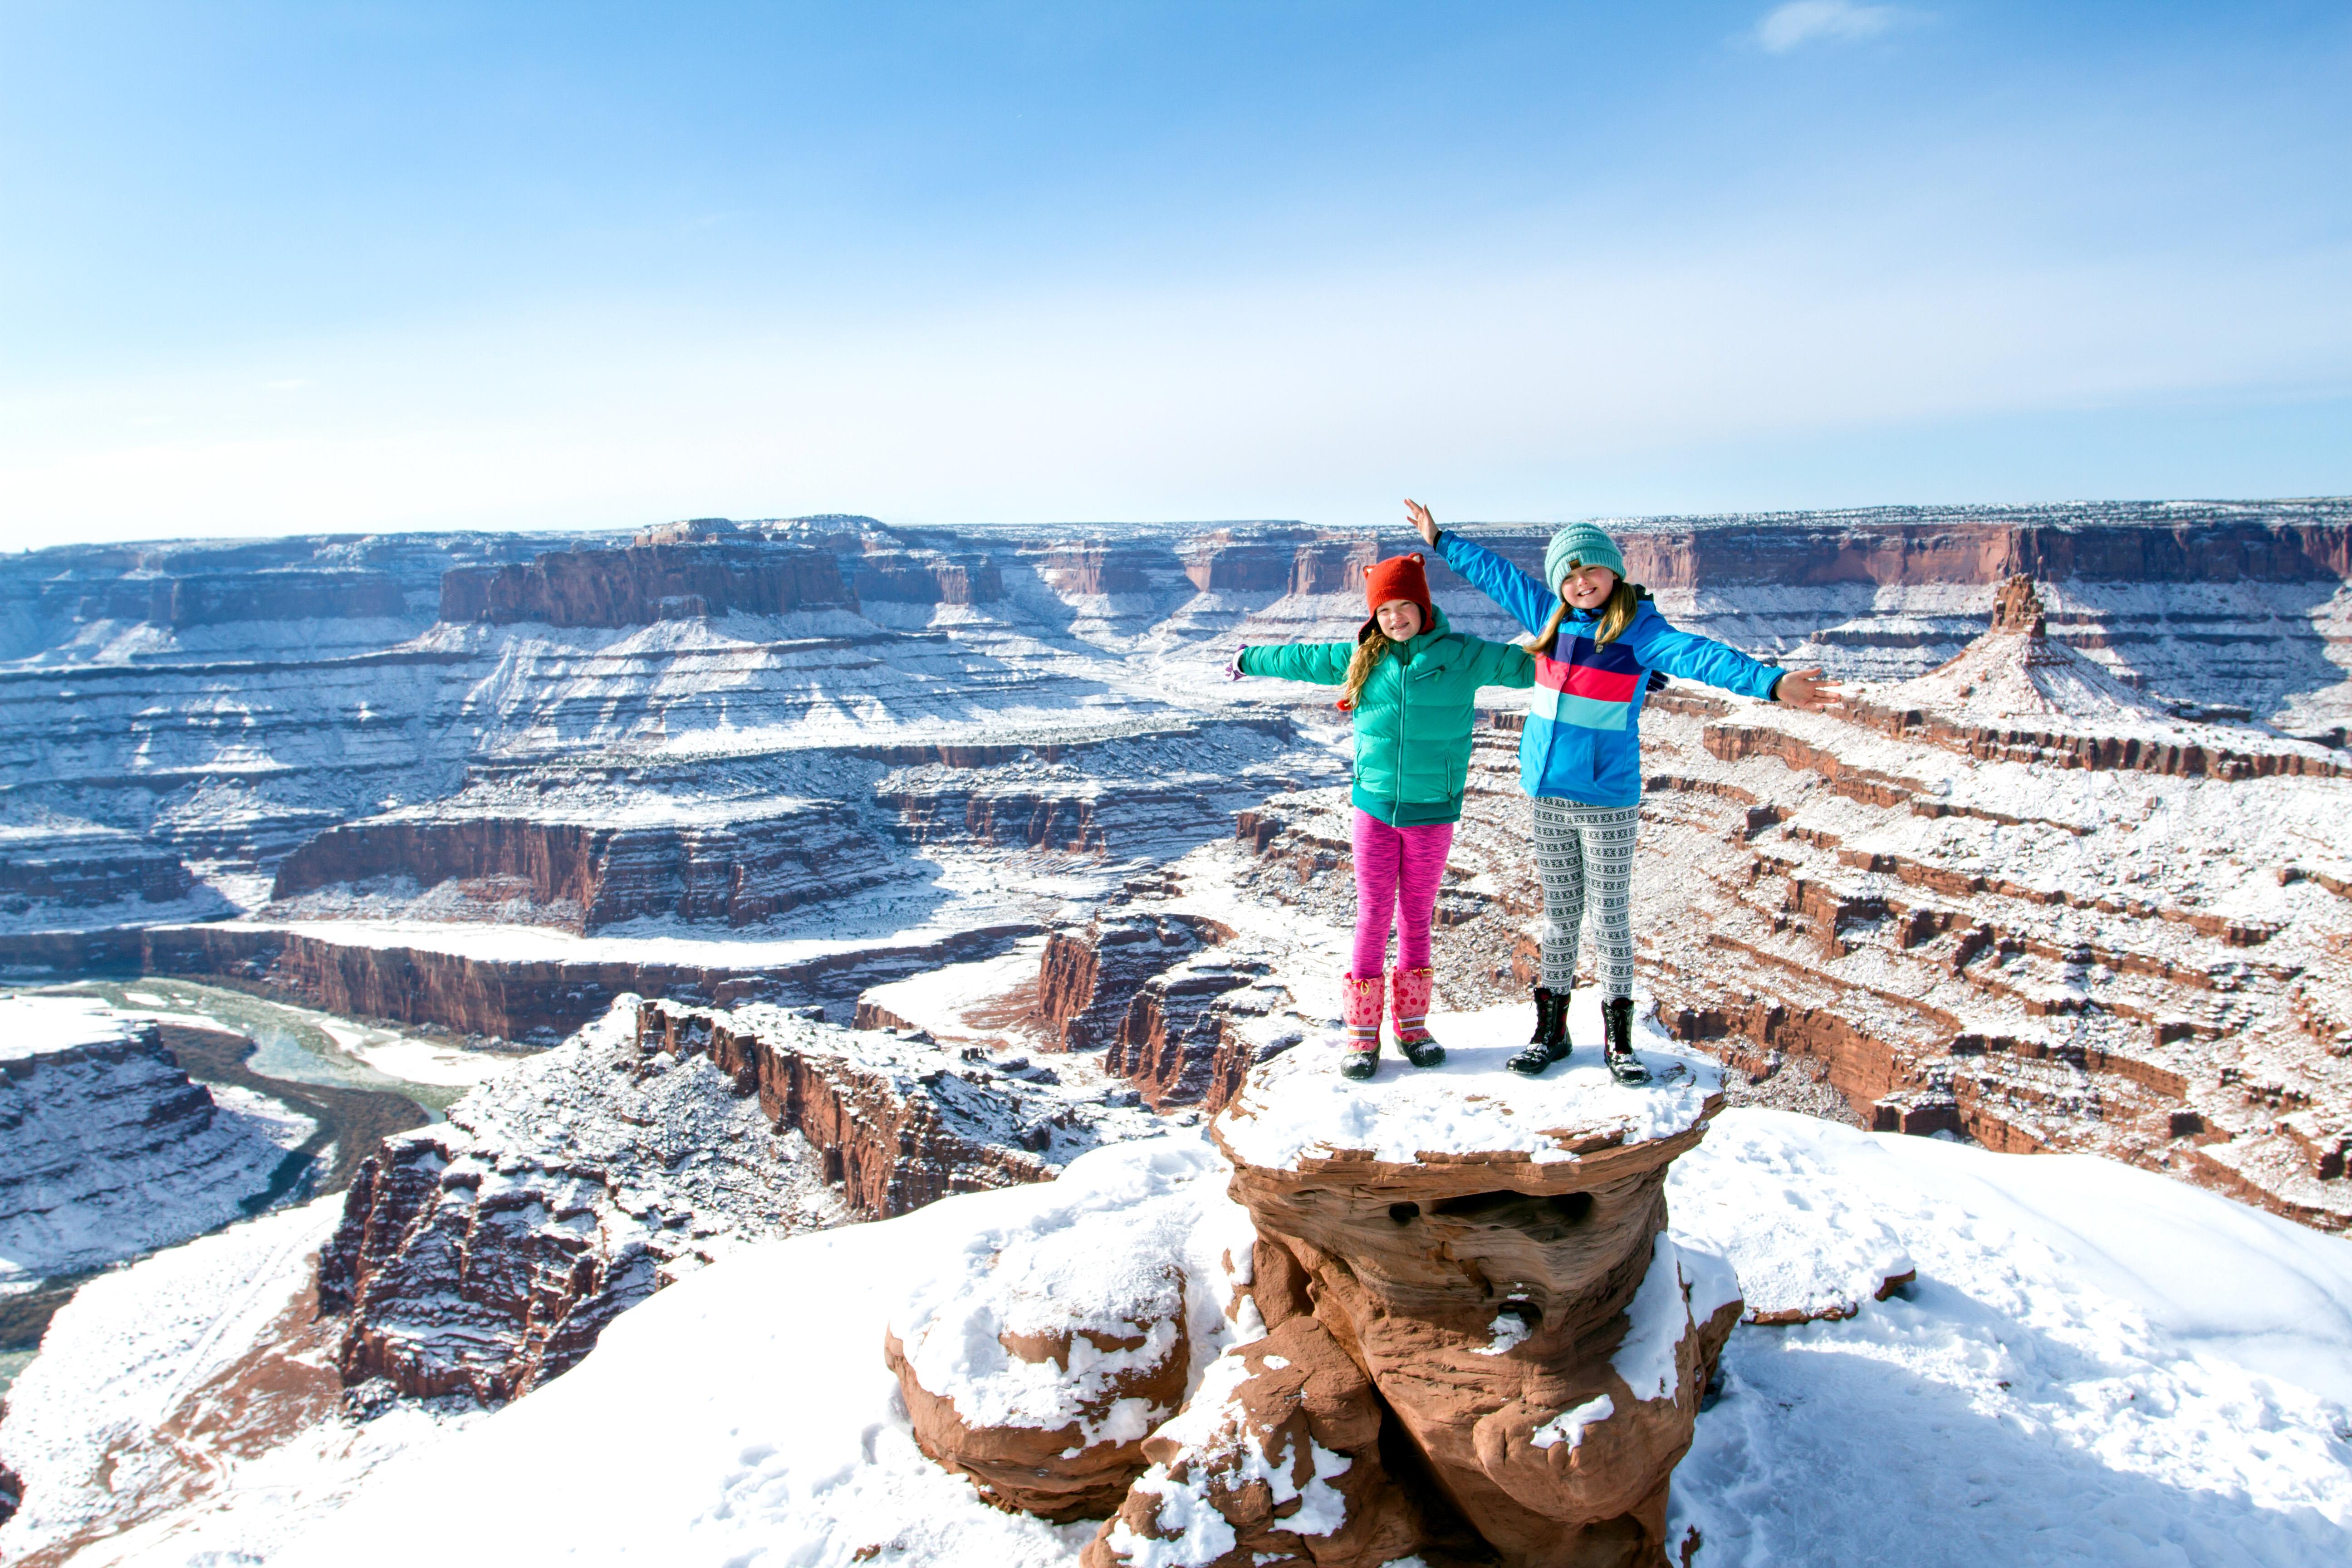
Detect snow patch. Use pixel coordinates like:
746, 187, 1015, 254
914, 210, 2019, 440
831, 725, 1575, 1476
1530, 1395, 1614, 1451
1612, 1234, 1692, 1403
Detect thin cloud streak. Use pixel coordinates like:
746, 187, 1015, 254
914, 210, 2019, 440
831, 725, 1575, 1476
1755, 1, 1912, 54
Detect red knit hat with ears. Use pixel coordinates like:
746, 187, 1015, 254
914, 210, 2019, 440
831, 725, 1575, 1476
1362, 552, 1433, 621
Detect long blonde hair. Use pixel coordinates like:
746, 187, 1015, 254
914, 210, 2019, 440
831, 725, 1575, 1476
1338, 628, 1393, 710
1532, 575, 1641, 657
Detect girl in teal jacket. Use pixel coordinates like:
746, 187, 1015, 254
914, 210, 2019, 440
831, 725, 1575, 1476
1232, 552, 1534, 1079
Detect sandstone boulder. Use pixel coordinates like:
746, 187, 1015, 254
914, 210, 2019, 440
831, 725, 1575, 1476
885, 1303, 1188, 1522
884, 1152, 1239, 1521
1080, 1315, 1429, 1568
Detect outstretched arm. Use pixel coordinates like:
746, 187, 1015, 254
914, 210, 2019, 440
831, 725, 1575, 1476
1619, 616, 1845, 709
1236, 642, 1354, 685
1408, 500, 1555, 636
1619, 614, 1788, 703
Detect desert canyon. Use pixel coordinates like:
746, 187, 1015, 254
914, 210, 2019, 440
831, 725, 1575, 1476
2, 501, 2350, 1566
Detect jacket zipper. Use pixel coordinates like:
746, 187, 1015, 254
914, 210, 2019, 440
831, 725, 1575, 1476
1392, 637, 1406, 819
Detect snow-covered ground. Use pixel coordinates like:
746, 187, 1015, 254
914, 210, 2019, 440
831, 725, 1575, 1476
250, 1105, 2352, 1568
0, 1196, 481, 1567
1671, 1113, 2352, 1564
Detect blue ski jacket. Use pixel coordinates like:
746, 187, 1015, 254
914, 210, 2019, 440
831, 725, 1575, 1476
1435, 531, 1786, 808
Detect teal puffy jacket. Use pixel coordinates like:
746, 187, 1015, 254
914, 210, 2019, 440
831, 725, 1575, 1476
1237, 604, 1535, 823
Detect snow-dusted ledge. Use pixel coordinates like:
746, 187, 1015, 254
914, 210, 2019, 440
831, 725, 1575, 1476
1212, 1026, 1724, 1182
0, 995, 309, 1286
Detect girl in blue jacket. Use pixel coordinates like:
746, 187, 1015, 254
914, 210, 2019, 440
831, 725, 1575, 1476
1406, 501, 1840, 1083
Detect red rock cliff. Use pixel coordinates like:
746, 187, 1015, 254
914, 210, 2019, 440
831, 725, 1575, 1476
319, 997, 1085, 1404
270, 807, 899, 931
438, 542, 854, 626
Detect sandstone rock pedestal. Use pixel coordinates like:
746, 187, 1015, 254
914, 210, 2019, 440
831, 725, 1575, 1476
1210, 1035, 1741, 1568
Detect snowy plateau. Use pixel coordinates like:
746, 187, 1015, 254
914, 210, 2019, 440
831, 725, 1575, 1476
0, 503, 2350, 1565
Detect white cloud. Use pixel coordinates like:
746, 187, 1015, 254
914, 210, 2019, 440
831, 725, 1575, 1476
1755, 1, 1908, 54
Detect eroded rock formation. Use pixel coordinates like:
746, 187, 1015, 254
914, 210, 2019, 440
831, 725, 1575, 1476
894, 1038, 1741, 1568
633, 997, 1139, 1215
318, 1002, 842, 1402
1037, 911, 1235, 1051
323, 995, 1159, 1404
888, 1306, 1192, 1523
0, 995, 297, 1285
1209, 1042, 1740, 1568
1083, 1316, 1436, 1568
1029, 903, 1294, 1111
881, 1138, 1242, 1527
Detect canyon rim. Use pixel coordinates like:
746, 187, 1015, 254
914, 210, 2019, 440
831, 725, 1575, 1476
0, 502, 2349, 1565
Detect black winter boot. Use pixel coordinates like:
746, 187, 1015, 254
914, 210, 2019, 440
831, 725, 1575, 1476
1507, 986, 1572, 1075
1602, 995, 1651, 1085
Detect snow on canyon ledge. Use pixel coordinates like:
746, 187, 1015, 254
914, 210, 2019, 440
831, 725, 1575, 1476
267, 1116, 2352, 1567
1211, 1007, 1721, 1176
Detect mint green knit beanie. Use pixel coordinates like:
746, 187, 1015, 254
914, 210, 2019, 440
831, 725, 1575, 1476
1543, 523, 1627, 593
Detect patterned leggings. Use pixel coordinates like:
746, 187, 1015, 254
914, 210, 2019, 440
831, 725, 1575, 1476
1350, 808, 1455, 978
1531, 798, 1639, 997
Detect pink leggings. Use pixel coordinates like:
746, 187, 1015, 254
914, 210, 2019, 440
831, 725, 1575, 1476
1350, 808, 1455, 978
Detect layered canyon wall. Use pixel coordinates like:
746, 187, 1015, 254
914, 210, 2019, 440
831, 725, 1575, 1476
7, 502, 2344, 887
320, 997, 1158, 1401
0, 997, 301, 1284
437, 540, 857, 626
269, 803, 898, 931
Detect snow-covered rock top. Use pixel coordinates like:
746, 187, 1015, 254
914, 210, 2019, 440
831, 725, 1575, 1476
1212, 1029, 1723, 1173
886, 1137, 1249, 1437
0, 995, 142, 1062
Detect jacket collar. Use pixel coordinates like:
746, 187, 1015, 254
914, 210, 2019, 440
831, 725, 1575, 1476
1559, 589, 1653, 627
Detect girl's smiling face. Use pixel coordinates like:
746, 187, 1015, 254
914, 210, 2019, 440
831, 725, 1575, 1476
1373, 598, 1424, 640
1561, 563, 1618, 612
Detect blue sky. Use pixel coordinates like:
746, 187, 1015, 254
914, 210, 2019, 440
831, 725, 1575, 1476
2, 0, 2348, 545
